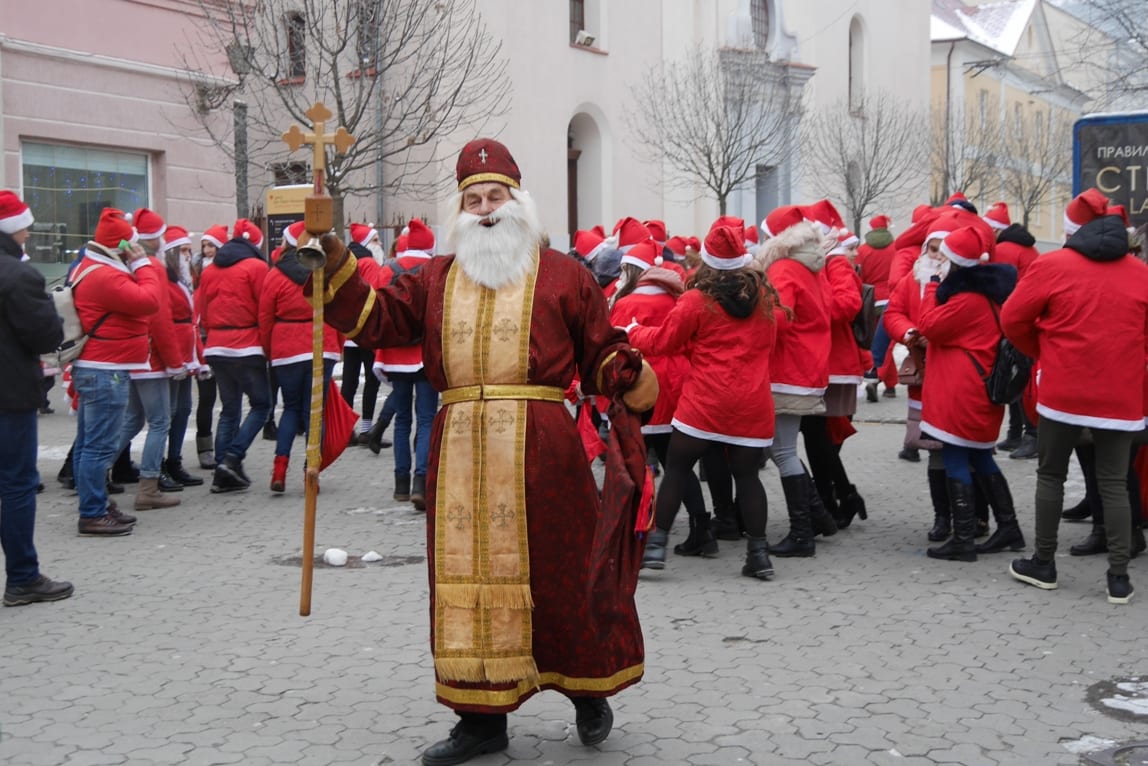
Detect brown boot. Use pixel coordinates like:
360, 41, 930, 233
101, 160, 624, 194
134, 477, 181, 511
78, 514, 133, 536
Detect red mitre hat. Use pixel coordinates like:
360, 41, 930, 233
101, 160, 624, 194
456, 138, 521, 192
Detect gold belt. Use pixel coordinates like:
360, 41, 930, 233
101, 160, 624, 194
440, 384, 565, 406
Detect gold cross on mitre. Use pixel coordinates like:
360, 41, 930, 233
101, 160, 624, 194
281, 102, 355, 237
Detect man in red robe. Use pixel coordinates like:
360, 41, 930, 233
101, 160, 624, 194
314, 138, 658, 766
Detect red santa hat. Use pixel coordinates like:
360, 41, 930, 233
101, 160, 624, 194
665, 236, 689, 257
621, 238, 662, 271
762, 205, 804, 238
395, 230, 409, 255
940, 226, 992, 268
983, 202, 1011, 231
0, 191, 34, 234
1064, 189, 1110, 237
801, 199, 846, 233
405, 218, 435, 256
161, 225, 190, 252
456, 138, 521, 191
710, 215, 746, 234
574, 228, 610, 261
201, 224, 228, 250
868, 215, 891, 231
945, 192, 977, 214
282, 220, 307, 248
349, 222, 379, 248
744, 225, 759, 245
686, 236, 701, 254
93, 208, 138, 249
1108, 204, 1131, 228
829, 230, 860, 256
912, 204, 932, 223
701, 225, 753, 271
643, 219, 668, 246
613, 217, 653, 254
132, 208, 166, 241
233, 218, 264, 248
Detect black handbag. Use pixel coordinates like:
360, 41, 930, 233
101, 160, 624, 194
965, 300, 1033, 406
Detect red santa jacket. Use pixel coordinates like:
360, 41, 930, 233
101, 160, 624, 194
1002, 215, 1148, 430
199, 238, 269, 359
259, 251, 344, 366
165, 277, 201, 371
993, 225, 1040, 281
628, 286, 776, 445
855, 230, 896, 304
73, 244, 163, 371
918, 264, 1016, 448
132, 258, 185, 380
610, 270, 689, 434
823, 254, 865, 384
882, 270, 926, 408
375, 253, 432, 373
762, 223, 830, 396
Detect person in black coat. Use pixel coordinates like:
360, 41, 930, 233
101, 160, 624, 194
0, 191, 73, 606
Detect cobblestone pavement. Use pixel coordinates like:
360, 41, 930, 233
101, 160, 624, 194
3, 388, 1145, 766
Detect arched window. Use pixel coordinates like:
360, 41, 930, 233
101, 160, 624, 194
848, 16, 865, 114
286, 12, 306, 79
751, 0, 771, 51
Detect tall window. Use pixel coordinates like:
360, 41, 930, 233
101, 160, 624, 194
569, 0, 585, 44
21, 142, 149, 272
286, 12, 306, 78
751, 0, 771, 50
848, 16, 865, 114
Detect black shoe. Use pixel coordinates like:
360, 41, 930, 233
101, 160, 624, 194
421, 721, 509, 766
642, 529, 668, 570
224, 456, 252, 486
975, 519, 989, 538
57, 459, 74, 486
897, 448, 920, 463
1009, 435, 1038, 460
1107, 571, 1134, 605
157, 472, 184, 493
106, 480, 124, 495
1009, 555, 1058, 590
674, 516, 718, 557
573, 697, 614, 746
770, 533, 815, 557
411, 474, 427, 511
711, 509, 743, 541
834, 487, 867, 529
741, 537, 774, 580
1070, 527, 1107, 556
4, 574, 74, 606
882, 386, 897, 398
111, 451, 140, 484
262, 420, 278, 441
211, 459, 251, 494
1061, 498, 1092, 522
163, 458, 204, 487
997, 435, 1022, 452
865, 381, 878, 403
976, 523, 1026, 554
394, 473, 411, 502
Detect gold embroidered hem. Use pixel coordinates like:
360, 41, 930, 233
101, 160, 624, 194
436, 662, 645, 709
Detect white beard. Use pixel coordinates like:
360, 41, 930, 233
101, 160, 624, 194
447, 189, 542, 289
367, 242, 386, 265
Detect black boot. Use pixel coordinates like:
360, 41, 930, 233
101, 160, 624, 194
834, 485, 867, 529
262, 418, 278, 441
394, 473, 411, 501
57, 452, 75, 490
111, 446, 139, 484
1132, 520, 1146, 559
805, 469, 838, 538
674, 513, 718, 557
973, 477, 990, 538
1061, 497, 1092, 522
366, 416, 394, 454
771, 474, 815, 557
927, 478, 977, 561
926, 468, 951, 542
411, 474, 427, 511
210, 455, 251, 494
1069, 522, 1107, 556
741, 536, 774, 580
711, 503, 743, 541
421, 713, 508, 766
974, 472, 1026, 553
642, 529, 668, 570
572, 697, 613, 746
157, 471, 185, 492
163, 458, 204, 487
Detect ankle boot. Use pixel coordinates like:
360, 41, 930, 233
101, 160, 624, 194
742, 536, 774, 580
393, 473, 411, 501
163, 458, 203, 487
211, 455, 251, 494
1132, 520, 1146, 559
366, 416, 393, 454
927, 478, 977, 561
926, 468, 951, 542
835, 485, 867, 529
674, 513, 718, 557
804, 468, 837, 538
270, 455, 289, 493
1070, 521, 1107, 556
112, 446, 140, 484
771, 474, 815, 557
196, 436, 216, 470
974, 472, 1026, 553
973, 476, 990, 538
134, 477, 181, 510
57, 453, 75, 490
642, 529, 669, 570
1061, 496, 1092, 522
411, 474, 427, 511
711, 503, 743, 541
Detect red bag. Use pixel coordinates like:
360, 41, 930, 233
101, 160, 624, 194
577, 402, 606, 463
320, 383, 359, 471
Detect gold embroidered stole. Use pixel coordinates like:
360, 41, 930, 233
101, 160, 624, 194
433, 256, 540, 686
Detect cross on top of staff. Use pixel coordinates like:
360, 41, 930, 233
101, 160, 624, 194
281, 102, 355, 176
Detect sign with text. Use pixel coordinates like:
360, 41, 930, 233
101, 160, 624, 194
265, 184, 309, 249
1074, 112, 1148, 230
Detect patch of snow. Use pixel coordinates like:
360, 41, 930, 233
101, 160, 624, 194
1062, 734, 1119, 754
1102, 681, 1148, 716
323, 548, 349, 566
361, 551, 383, 563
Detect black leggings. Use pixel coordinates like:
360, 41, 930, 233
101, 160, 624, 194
801, 416, 852, 505
645, 432, 707, 522
195, 375, 216, 438
340, 346, 382, 421
655, 431, 767, 537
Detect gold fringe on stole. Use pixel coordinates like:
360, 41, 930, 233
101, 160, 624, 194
435, 583, 482, 608
479, 584, 534, 610
435, 658, 487, 682
483, 657, 541, 685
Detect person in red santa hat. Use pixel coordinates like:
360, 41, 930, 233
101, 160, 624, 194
628, 224, 779, 579
856, 214, 899, 403
314, 137, 657, 764
917, 225, 1022, 562
1003, 189, 1148, 604
340, 222, 386, 446
191, 224, 228, 471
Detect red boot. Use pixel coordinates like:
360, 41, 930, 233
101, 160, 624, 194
270, 455, 289, 493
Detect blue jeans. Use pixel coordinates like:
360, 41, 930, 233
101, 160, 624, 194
0, 410, 40, 586
941, 443, 1001, 485
118, 378, 171, 478
275, 359, 335, 457
871, 312, 892, 368
168, 377, 193, 462
73, 367, 131, 519
390, 373, 438, 477
209, 356, 271, 462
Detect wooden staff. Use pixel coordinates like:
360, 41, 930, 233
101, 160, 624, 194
282, 102, 355, 616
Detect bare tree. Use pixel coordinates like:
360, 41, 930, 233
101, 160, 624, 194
626, 47, 805, 215
803, 92, 930, 233
930, 105, 1003, 206
997, 110, 1075, 228
182, 0, 510, 227
1050, 0, 1148, 108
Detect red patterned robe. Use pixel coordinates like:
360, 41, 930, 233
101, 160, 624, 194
322, 247, 646, 713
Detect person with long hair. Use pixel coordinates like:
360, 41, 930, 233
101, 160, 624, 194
629, 224, 780, 580
159, 227, 205, 488
192, 225, 227, 470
